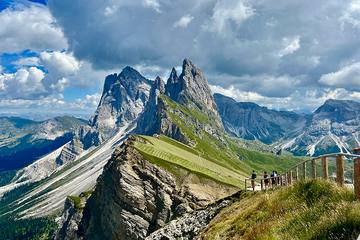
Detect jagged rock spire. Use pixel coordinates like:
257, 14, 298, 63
90, 66, 151, 138
165, 58, 219, 116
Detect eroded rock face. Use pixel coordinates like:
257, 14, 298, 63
56, 196, 88, 240
166, 59, 219, 116
57, 136, 235, 240
77, 138, 198, 239
57, 67, 151, 166
90, 67, 151, 139
146, 199, 231, 240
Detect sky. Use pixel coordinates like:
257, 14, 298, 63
1, 0, 360, 120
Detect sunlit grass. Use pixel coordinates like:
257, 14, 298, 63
201, 179, 360, 240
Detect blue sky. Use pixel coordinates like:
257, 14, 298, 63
1, 0, 360, 120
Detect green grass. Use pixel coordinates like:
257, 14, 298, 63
201, 179, 360, 240
131, 95, 304, 191
68, 196, 83, 210
135, 135, 245, 187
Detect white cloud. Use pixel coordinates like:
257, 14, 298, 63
143, 0, 161, 13
206, 0, 254, 33
39, 51, 81, 91
104, 5, 118, 16
75, 93, 102, 108
341, 0, 360, 28
279, 36, 301, 57
0, 4, 67, 52
174, 15, 194, 28
319, 62, 360, 90
0, 67, 46, 99
0, 94, 99, 119
12, 57, 40, 67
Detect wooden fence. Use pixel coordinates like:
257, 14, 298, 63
244, 153, 360, 201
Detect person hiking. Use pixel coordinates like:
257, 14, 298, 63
271, 170, 277, 186
264, 171, 270, 190
251, 170, 257, 191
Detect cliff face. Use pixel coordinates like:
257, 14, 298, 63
136, 59, 224, 145
58, 135, 236, 240
57, 67, 151, 165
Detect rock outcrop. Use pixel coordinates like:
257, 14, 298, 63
57, 135, 235, 240
136, 59, 224, 145
145, 199, 232, 240
90, 67, 151, 139
57, 66, 151, 165
166, 59, 219, 118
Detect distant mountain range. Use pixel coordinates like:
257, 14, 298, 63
0, 116, 86, 171
215, 94, 360, 156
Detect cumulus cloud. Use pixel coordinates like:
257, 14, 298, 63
278, 36, 301, 57
143, 0, 161, 13
0, 51, 88, 98
0, 3, 67, 52
341, 0, 360, 28
204, 0, 254, 33
12, 57, 40, 67
0, 94, 100, 120
0, 67, 46, 99
174, 15, 194, 28
39, 51, 81, 91
319, 62, 360, 90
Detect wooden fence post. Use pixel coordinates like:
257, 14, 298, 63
336, 155, 345, 187
295, 166, 299, 180
354, 157, 360, 201
303, 161, 307, 180
322, 156, 328, 179
311, 159, 317, 179
261, 179, 264, 191
289, 171, 293, 185
245, 179, 247, 191
285, 173, 288, 186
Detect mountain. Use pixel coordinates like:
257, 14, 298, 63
54, 60, 301, 239
0, 67, 151, 216
57, 67, 151, 165
136, 59, 223, 144
215, 94, 360, 156
281, 99, 360, 156
0, 116, 87, 171
90, 66, 151, 139
214, 93, 308, 144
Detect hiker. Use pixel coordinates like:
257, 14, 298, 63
251, 170, 257, 191
264, 171, 270, 190
271, 170, 277, 186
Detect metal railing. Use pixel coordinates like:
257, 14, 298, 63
244, 152, 360, 200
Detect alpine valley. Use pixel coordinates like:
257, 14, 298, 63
0, 59, 359, 239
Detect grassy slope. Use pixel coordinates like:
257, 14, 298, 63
201, 179, 360, 240
135, 95, 302, 188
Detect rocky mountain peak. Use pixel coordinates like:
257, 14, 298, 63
165, 59, 219, 115
90, 67, 151, 139
153, 76, 165, 95
314, 99, 360, 122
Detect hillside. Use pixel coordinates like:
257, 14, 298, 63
201, 179, 360, 240
0, 116, 87, 171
